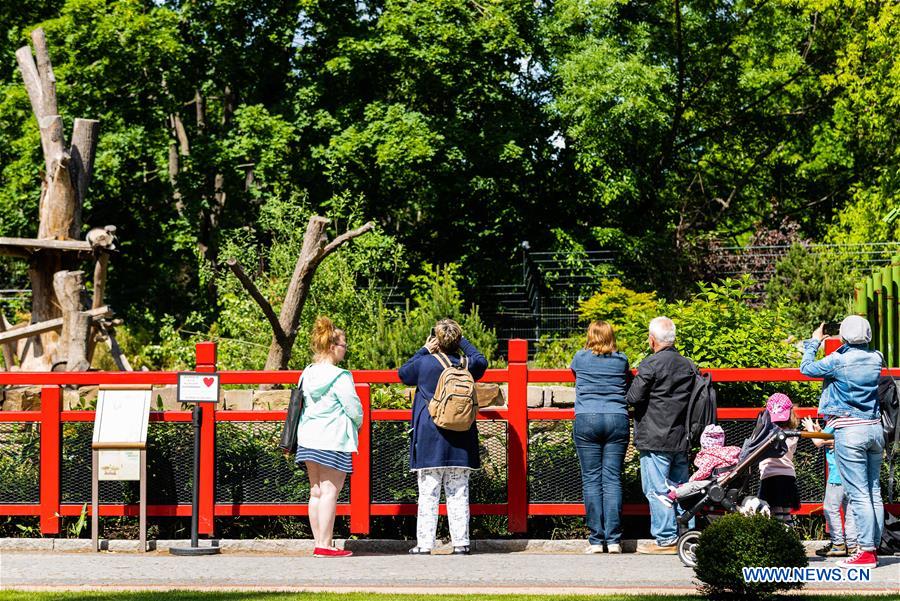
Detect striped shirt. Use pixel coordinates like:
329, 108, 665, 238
826, 416, 880, 429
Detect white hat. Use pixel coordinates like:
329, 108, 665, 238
839, 315, 872, 344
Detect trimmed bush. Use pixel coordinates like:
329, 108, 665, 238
694, 513, 807, 598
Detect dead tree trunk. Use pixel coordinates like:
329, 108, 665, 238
227, 217, 375, 375
53, 270, 90, 371
14, 28, 100, 371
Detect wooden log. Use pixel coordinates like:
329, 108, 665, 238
39, 160, 78, 240
30, 28, 58, 118
92, 253, 109, 309
0, 306, 112, 345
0, 237, 93, 253
21, 251, 65, 371
38, 115, 67, 180
15, 45, 43, 121
70, 118, 100, 212
85, 252, 109, 363
53, 270, 83, 362
65, 311, 91, 371
0, 313, 17, 370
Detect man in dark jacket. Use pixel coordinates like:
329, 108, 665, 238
399, 319, 487, 556
626, 316, 696, 554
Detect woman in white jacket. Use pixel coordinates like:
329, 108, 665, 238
295, 316, 363, 557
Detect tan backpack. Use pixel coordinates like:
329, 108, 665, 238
428, 353, 477, 431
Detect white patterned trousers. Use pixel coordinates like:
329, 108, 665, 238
415, 467, 471, 549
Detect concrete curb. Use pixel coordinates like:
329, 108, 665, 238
0, 537, 834, 555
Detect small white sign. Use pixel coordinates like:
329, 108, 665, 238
99, 450, 140, 481
93, 389, 151, 446
177, 372, 220, 403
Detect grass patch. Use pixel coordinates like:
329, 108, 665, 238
1, 594, 898, 601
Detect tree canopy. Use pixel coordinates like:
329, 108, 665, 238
1, 0, 898, 345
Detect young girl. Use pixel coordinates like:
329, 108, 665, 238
757, 393, 800, 525
802, 416, 857, 557
661, 425, 741, 504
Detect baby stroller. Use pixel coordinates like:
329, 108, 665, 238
674, 411, 833, 567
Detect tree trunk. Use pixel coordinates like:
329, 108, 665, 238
53, 270, 91, 372
70, 118, 100, 214
15, 28, 102, 371
263, 217, 330, 372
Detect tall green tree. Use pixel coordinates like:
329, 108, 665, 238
545, 0, 853, 291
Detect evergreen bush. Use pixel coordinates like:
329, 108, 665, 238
694, 513, 807, 598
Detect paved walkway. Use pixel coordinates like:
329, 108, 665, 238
2, 550, 898, 594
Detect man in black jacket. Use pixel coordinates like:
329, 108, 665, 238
626, 316, 696, 554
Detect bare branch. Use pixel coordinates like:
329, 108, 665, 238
226, 258, 286, 343
323, 221, 375, 256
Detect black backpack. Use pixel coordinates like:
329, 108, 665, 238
879, 510, 900, 556
878, 373, 900, 502
686, 369, 717, 446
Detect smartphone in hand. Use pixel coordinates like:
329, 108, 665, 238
822, 321, 841, 336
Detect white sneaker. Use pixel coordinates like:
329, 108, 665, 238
585, 544, 604, 554
607, 543, 621, 554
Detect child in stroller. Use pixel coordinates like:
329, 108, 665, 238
659, 424, 741, 507
672, 411, 833, 567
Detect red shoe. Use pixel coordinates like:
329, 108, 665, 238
837, 549, 877, 568
313, 546, 353, 557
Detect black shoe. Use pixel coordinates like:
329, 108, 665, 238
408, 547, 431, 555
452, 545, 470, 555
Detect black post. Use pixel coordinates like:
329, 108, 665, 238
190, 403, 200, 548
169, 403, 219, 555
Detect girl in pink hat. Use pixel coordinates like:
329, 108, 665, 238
758, 393, 800, 525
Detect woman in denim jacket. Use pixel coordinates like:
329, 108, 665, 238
570, 320, 632, 554
800, 315, 883, 568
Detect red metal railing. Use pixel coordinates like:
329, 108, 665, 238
1, 339, 897, 536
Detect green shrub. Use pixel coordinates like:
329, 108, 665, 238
577, 277, 658, 360
694, 513, 807, 598
352, 263, 497, 369
533, 275, 820, 406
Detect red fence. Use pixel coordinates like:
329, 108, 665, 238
1, 339, 897, 537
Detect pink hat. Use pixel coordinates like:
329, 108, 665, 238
700, 425, 725, 449
766, 393, 793, 423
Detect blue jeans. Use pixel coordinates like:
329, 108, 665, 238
573, 413, 629, 545
639, 450, 690, 546
833, 422, 884, 551
823, 482, 857, 547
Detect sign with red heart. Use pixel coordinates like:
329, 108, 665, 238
177, 372, 220, 403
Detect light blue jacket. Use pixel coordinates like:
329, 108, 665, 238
800, 340, 881, 421
296, 363, 363, 453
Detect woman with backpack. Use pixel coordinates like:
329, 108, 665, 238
399, 319, 488, 555
800, 315, 883, 568
295, 316, 363, 557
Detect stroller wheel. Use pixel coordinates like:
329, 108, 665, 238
677, 530, 702, 568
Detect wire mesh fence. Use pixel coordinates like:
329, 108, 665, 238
28, 415, 887, 512
0, 422, 40, 503
371, 420, 508, 504
61, 422, 194, 504
215, 421, 349, 504
526, 419, 827, 505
